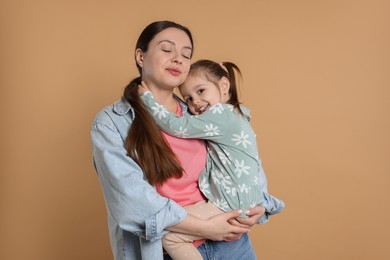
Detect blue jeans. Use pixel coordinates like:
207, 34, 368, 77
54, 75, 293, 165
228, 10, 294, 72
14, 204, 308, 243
163, 234, 257, 260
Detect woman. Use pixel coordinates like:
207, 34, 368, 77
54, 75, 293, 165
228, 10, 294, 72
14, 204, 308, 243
91, 21, 267, 260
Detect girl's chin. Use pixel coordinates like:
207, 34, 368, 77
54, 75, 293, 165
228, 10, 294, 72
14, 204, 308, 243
190, 109, 200, 115
197, 106, 209, 115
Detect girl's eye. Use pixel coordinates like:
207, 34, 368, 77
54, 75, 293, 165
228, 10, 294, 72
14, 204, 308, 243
197, 89, 204, 95
186, 97, 192, 103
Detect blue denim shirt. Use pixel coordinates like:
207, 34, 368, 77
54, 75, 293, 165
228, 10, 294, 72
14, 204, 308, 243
91, 96, 284, 260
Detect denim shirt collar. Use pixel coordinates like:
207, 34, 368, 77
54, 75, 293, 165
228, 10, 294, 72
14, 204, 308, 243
113, 96, 133, 116
113, 94, 189, 117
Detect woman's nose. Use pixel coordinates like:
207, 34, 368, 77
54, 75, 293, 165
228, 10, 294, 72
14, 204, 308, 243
171, 52, 183, 64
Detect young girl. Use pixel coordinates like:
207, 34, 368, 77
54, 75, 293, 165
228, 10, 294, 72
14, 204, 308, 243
139, 59, 284, 260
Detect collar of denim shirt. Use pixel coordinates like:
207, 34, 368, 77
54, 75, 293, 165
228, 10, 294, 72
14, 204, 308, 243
113, 94, 189, 117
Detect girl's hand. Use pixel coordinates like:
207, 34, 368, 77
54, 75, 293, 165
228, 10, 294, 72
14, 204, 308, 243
228, 206, 266, 229
138, 81, 150, 95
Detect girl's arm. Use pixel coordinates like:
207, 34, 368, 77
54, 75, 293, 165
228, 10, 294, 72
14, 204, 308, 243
229, 206, 266, 228
140, 89, 229, 141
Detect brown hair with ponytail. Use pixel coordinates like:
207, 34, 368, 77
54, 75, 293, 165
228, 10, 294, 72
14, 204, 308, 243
124, 21, 194, 185
186, 59, 244, 116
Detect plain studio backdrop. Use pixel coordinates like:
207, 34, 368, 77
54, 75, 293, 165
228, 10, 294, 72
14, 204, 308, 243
1, 0, 389, 259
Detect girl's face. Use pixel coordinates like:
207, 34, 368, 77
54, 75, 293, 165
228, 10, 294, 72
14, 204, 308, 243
179, 73, 229, 115
136, 28, 192, 92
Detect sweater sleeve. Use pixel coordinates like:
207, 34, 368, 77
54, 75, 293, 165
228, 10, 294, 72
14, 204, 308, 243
141, 91, 231, 141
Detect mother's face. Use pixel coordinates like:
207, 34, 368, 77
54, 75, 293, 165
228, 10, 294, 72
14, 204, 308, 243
135, 28, 193, 91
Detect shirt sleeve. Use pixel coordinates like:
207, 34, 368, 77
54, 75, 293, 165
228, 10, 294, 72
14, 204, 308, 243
91, 111, 187, 241
257, 159, 285, 224
141, 91, 230, 141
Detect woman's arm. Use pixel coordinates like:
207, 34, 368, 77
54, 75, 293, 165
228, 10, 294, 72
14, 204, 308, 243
91, 108, 251, 241
91, 109, 187, 241
167, 210, 250, 241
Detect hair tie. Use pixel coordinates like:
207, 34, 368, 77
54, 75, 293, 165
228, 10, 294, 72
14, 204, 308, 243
219, 62, 228, 73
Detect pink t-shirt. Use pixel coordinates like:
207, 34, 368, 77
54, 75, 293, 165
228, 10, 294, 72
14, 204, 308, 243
156, 101, 207, 206
156, 101, 207, 248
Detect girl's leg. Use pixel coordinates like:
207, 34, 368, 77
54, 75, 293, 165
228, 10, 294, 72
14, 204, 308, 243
162, 200, 223, 260
162, 233, 202, 260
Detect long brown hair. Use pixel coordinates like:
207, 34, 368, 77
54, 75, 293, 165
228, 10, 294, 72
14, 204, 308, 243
124, 21, 194, 185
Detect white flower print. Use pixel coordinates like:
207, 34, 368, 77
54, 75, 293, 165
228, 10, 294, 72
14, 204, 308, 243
213, 199, 229, 211
199, 177, 210, 195
211, 170, 221, 186
174, 126, 189, 137
211, 170, 232, 188
232, 130, 252, 148
225, 186, 238, 197
151, 102, 168, 120
218, 151, 231, 165
238, 183, 251, 194
254, 175, 260, 186
209, 104, 224, 114
204, 124, 220, 136
234, 159, 250, 178
217, 148, 232, 165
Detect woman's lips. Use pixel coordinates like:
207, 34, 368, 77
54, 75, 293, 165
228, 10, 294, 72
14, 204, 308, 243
166, 68, 181, 76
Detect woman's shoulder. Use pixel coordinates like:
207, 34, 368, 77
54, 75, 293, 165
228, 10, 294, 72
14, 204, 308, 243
93, 97, 134, 127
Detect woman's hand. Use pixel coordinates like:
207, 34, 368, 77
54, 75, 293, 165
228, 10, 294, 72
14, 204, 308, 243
138, 81, 150, 95
228, 206, 266, 229
167, 210, 249, 242
202, 210, 250, 241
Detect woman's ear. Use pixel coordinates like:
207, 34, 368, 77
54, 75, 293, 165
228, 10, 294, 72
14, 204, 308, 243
135, 48, 144, 67
219, 76, 231, 96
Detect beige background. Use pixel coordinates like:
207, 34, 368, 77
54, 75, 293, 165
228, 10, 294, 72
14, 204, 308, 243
1, 0, 389, 259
